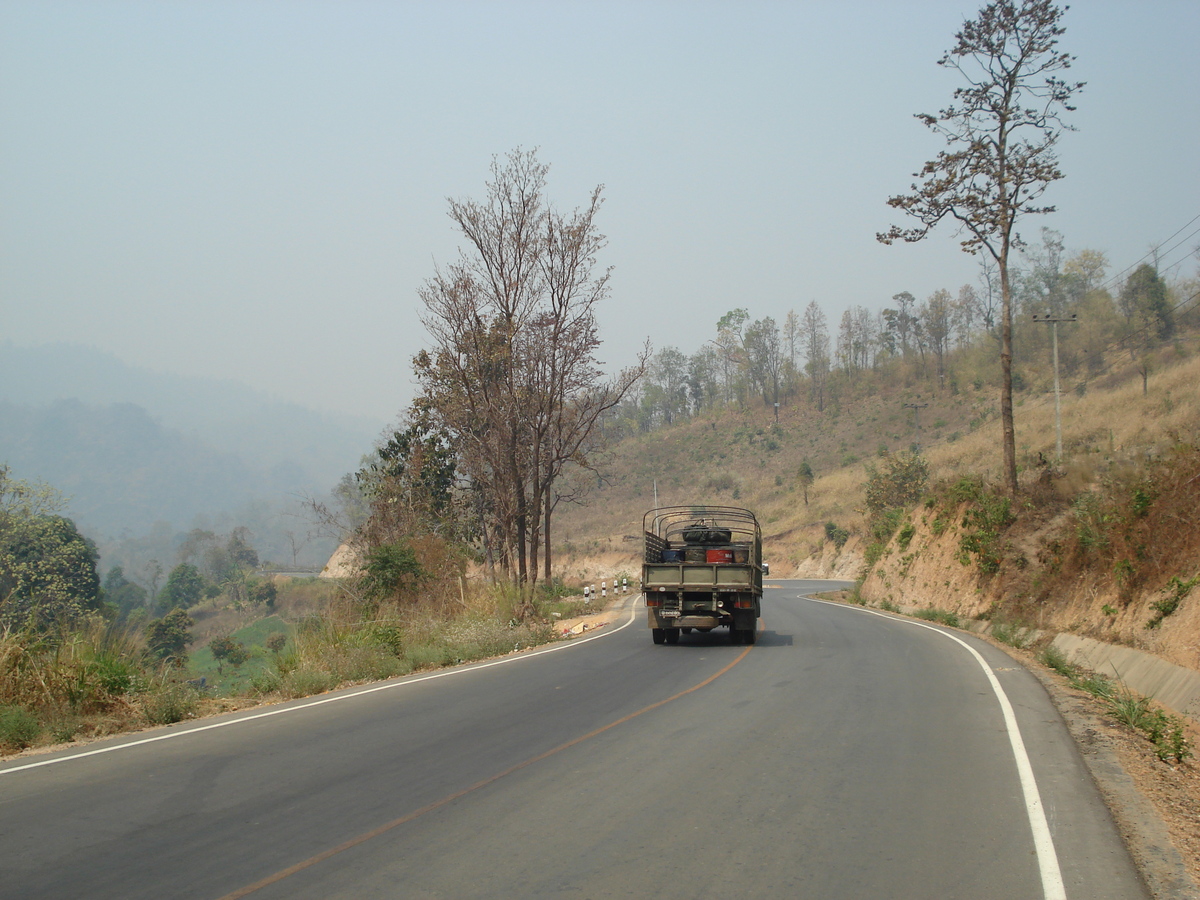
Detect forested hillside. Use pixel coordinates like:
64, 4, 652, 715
605, 232, 1176, 441
551, 233, 1200, 582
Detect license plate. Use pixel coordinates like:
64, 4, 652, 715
661, 609, 681, 618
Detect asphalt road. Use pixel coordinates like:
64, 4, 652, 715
0, 580, 1149, 899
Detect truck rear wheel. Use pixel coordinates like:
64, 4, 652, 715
665, 629, 680, 645
652, 628, 666, 645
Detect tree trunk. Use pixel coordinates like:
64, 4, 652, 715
543, 491, 552, 582
999, 246, 1018, 496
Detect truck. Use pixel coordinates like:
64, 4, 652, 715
640, 505, 764, 645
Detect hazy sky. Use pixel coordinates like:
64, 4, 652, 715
3, 1, 1198, 425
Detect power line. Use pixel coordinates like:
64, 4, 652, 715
1098, 213, 1200, 293
906, 287, 1200, 461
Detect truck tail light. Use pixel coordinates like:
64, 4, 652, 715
734, 597, 754, 609
646, 593, 660, 607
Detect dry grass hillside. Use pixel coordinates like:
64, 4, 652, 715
555, 368, 1002, 577
554, 334, 1200, 671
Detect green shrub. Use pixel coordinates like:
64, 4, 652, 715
360, 622, 405, 657
406, 643, 459, 671
250, 669, 282, 694
1146, 574, 1197, 629
946, 474, 986, 504
0, 705, 41, 749
1129, 485, 1154, 518
1073, 492, 1111, 554
1144, 708, 1192, 763
141, 681, 199, 726
824, 522, 850, 549
990, 622, 1029, 648
871, 508, 906, 546
863, 542, 887, 568
1071, 671, 1115, 700
957, 489, 1014, 575
913, 608, 959, 628
360, 542, 426, 601
1106, 689, 1153, 731
864, 452, 929, 517
278, 668, 339, 699
1038, 645, 1074, 677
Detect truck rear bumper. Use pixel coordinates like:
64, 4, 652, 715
662, 614, 722, 629
647, 609, 757, 631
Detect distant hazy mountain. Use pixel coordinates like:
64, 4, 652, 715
0, 342, 383, 540
0, 341, 381, 487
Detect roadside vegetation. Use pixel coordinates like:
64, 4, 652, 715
0, 561, 600, 755
0, 454, 603, 755
1039, 645, 1192, 764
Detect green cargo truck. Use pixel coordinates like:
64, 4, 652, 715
641, 505, 763, 645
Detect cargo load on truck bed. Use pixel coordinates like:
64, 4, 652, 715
641, 505, 763, 645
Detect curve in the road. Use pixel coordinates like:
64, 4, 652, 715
809, 597, 1066, 900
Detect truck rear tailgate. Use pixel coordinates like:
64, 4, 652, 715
643, 564, 755, 589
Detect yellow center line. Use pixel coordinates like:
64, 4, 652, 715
217, 638, 757, 899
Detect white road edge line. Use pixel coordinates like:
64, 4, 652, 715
807, 596, 1068, 900
0, 598, 642, 777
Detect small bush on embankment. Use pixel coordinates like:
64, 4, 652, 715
912, 608, 959, 628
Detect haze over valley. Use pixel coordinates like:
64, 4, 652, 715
0, 341, 381, 572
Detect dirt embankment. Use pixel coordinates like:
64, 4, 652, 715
857, 499, 1200, 677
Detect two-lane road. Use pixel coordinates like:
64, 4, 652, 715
0, 581, 1148, 898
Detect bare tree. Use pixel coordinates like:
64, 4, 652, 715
414, 149, 645, 592
783, 309, 802, 394
687, 345, 719, 413
890, 291, 917, 358
799, 301, 831, 411
852, 305, 877, 371
714, 308, 749, 405
922, 288, 954, 389
953, 284, 980, 349
647, 347, 689, 425
744, 317, 783, 406
878, 0, 1083, 494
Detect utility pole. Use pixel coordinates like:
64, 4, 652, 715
1032, 313, 1077, 462
902, 402, 928, 451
